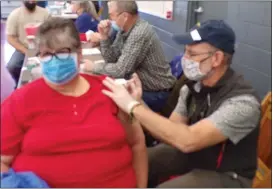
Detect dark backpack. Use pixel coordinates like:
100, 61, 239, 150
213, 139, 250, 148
169, 54, 183, 79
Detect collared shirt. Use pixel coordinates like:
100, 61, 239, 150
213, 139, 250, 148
93, 18, 176, 91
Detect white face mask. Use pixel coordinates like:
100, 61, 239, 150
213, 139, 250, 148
181, 57, 212, 81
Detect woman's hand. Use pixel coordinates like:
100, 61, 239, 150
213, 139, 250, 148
126, 73, 143, 101
102, 77, 138, 114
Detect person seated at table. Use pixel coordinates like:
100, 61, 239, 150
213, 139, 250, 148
101, 20, 261, 188
1, 17, 147, 188
83, 1, 176, 112
5, 0, 49, 87
72, 1, 99, 33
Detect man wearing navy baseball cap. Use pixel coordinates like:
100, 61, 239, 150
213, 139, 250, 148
100, 20, 261, 187
144, 20, 261, 187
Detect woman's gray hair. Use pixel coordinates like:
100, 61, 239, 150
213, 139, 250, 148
37, 17, 81, 50
77, 1, 100, 21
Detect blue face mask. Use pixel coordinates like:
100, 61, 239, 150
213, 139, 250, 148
111, 21, 121, 32
41, 53, 78, 85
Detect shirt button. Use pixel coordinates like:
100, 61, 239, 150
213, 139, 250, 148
73, 104, 77, 108
74, 111, 78, 116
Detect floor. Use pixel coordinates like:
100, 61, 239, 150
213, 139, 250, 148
1, 20, 16, 103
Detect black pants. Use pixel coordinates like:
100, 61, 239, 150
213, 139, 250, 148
148, 144, 253, 188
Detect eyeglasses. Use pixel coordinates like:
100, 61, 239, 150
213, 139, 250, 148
184, 50, 216, 59
37, 48, 73, 63
109, 11, 125, 20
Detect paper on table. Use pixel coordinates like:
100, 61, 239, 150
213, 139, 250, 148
94, 60, 105, 64
27, 57, 40, 68
22, 67, 28, 71
82, 48, 101, 55
28, 57, 40, 64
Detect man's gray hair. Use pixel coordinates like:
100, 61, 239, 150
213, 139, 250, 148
37, 17, 81, 50
112, 1, 138, 15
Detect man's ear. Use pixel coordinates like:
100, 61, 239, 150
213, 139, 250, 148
212, 50, 225, 67
125, 12, 131, 19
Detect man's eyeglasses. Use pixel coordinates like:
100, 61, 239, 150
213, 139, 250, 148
184, 50, 215, 57
109, 11, 126, 20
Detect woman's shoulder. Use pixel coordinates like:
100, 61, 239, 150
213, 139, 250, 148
81, 74, 107, 87
16, 78, 45, 92
79, 12, 98, 22
3, 78, 48, 106
76, 13, 90, 24
81, 74, 119, 112
81, 73, 106, 80
79, 12, 92, 20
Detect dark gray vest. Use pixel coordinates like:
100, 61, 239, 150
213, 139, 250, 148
186, 68, 260, 179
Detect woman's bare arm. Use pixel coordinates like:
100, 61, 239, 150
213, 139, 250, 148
1, 156, 14, 173
118, 110, 148, 188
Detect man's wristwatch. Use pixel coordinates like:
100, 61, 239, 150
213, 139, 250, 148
127, 101, 142, 121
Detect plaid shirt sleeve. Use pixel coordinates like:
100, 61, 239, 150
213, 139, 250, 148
99, 34, 121, 63
93, 34, 149, 78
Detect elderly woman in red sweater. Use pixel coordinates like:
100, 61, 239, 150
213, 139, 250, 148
1, 17, 147, 188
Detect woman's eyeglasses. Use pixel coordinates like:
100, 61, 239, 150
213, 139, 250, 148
37, 48, 73, 62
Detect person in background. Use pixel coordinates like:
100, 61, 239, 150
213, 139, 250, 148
101, 20, 261, 188
72, 1, 99, 33
83, 1, 176, 113
1, 17, 147, 188
36, 1, 48, 8
5, 0, 49, 87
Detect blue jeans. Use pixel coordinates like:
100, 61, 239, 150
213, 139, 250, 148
6, 50, 25, 87
142, 90, 170, 113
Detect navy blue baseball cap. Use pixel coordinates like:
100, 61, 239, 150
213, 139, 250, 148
172, 20, 236, 54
